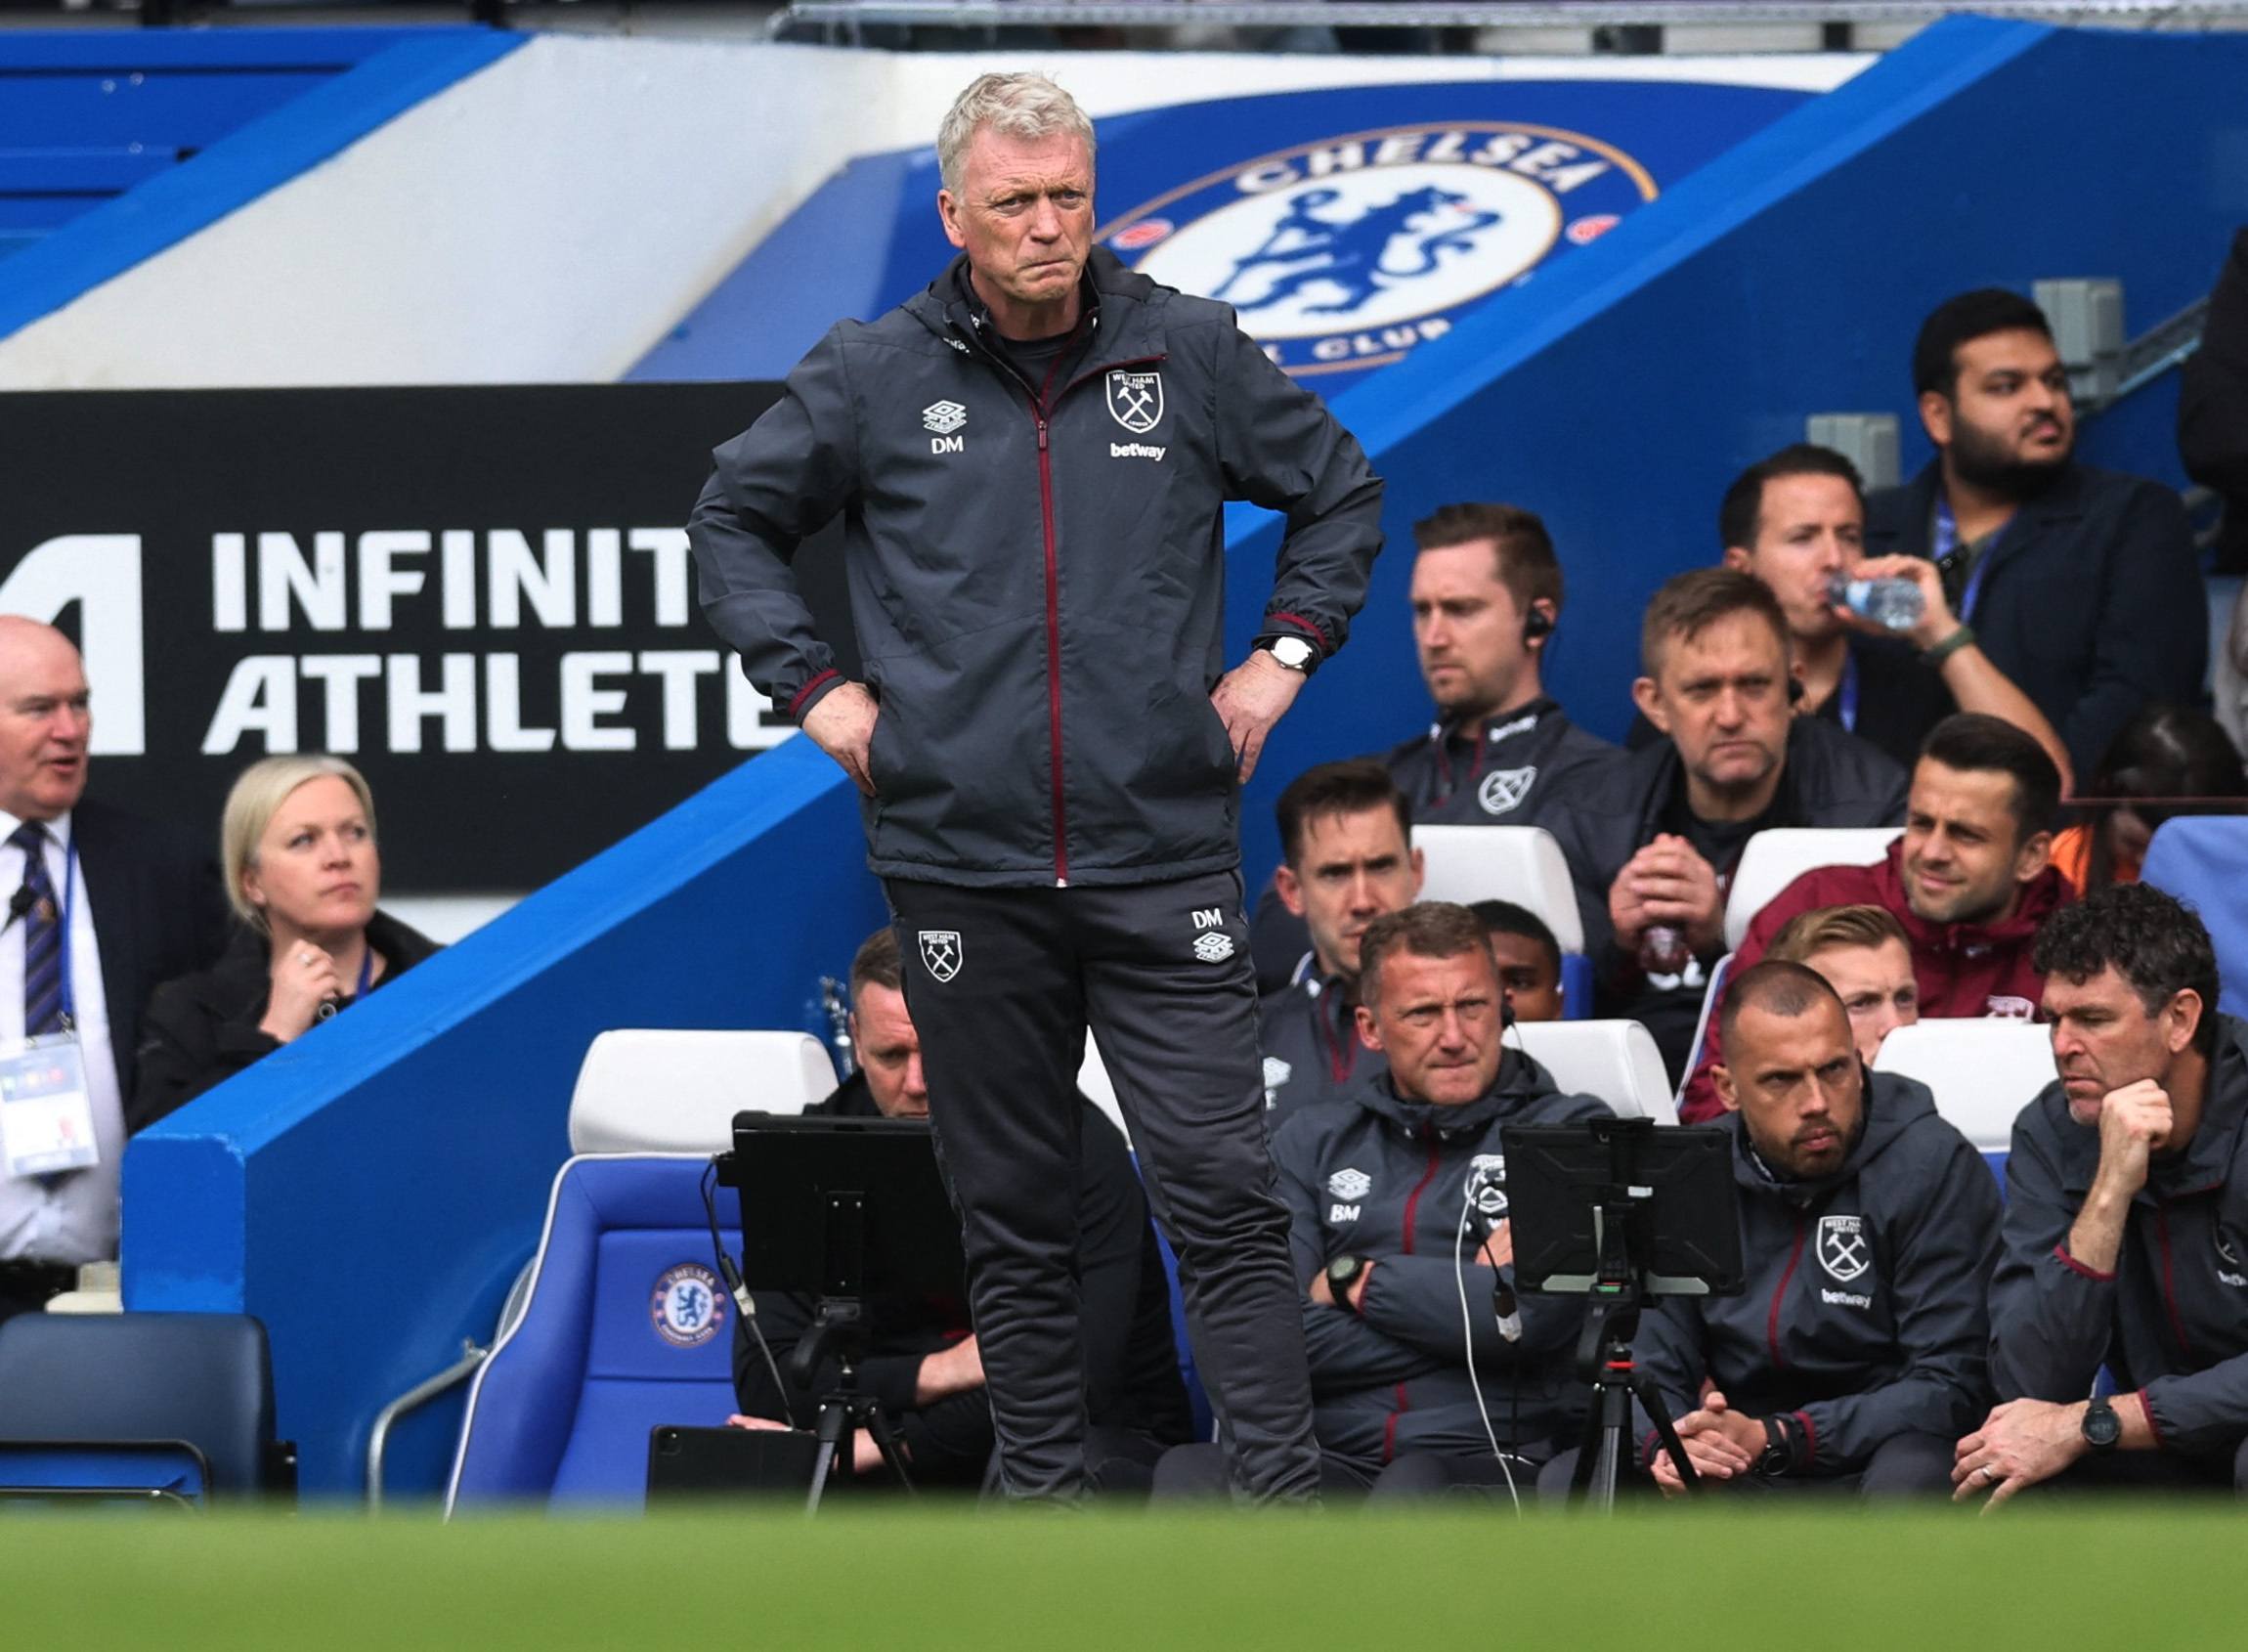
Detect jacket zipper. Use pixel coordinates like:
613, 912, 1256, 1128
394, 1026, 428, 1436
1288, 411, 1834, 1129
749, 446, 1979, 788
1035, 412, 1067, 886
2156, 1207, 2195, 1356
1767, 1214, 1806, 1369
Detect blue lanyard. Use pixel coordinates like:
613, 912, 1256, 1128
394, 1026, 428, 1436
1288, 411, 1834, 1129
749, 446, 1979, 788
1837, 648, 1860, 734
355, 946, 373, 1000
1934, 495, 1999, 624
56, 832, 76, 1029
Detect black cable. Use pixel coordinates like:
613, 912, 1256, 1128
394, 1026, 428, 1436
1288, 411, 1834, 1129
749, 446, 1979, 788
702, 1159, 790, 1420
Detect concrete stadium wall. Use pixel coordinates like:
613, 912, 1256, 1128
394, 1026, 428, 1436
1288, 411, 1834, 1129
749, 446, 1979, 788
0, 35, 1863, 389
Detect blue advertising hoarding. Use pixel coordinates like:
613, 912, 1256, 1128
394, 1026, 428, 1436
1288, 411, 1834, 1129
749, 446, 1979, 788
631, 76, 1813, 392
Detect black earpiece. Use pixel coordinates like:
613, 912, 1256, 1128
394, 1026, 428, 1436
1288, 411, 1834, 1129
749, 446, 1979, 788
1787, 674, 1806, 705
1522, 607, 1554, 644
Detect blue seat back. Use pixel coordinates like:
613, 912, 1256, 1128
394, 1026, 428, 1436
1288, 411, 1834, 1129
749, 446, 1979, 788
0, 1313, 273, 1499
2142, 818, 2248, 1022
447, 1155, 743, 1513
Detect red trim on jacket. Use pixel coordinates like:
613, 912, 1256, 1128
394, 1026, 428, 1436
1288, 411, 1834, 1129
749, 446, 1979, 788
2053, 1242, 2116, 1283
788, 669, 842, 719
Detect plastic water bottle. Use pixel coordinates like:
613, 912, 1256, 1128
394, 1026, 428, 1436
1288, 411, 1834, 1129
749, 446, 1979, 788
1828, 574, 1924, 631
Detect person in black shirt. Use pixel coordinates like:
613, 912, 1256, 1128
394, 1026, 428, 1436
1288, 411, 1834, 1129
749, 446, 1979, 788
1549, 570, 1908, 1077
728, 928, 1192, 1494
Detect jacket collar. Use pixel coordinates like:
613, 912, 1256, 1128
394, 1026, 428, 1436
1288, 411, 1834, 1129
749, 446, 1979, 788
2150, 1018, 2248, 1197
909, 246, 1167, 374
1873, 837, 2074, 955
1722, 1068, 1932, 1204
1358, 1046, 1556, 1143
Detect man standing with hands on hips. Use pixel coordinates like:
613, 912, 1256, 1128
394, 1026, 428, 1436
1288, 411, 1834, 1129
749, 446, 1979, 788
689, 73, 1385, 1501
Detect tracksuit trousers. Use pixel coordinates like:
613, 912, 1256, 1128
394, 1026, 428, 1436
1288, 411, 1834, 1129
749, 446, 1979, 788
887, 869, 1320, 1502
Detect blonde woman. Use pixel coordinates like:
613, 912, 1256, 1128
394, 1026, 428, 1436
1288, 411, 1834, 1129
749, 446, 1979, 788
132, 756, 437, 1127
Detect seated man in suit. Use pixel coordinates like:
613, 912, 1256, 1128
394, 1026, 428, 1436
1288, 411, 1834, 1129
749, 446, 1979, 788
1160, 902, 1612, 1501
1962, 885, 2248, 1501
1866, 288, 2203, 778
1627, 962, 2002, 1499
1676, 713, 2071, 1119
728, 927, 1191, 1494
0, 618, 228, 1323
1259, 761, 1422, 1124
1548, 568, 1908, 1079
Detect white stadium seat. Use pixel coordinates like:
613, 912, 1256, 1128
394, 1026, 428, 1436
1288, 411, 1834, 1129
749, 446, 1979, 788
566, 1029, 839, 1153
1509, 1020, 1677, 1124
1411, 825, 1584, 954
1871, 1019, 2056, 1155
1723, 827, 1903, 951
1077, 1036, 1133, 1145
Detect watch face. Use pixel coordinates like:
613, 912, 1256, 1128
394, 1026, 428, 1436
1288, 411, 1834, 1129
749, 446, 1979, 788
1269, 637, 1316, 670
1327, 1255, 1360, 1284
2084, 1402, 2123, 1448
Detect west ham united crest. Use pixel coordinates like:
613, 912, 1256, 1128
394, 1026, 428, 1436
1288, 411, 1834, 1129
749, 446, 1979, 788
1816, 1215, 1870, 1282
918, 930, 963, 982
1100, 123, 1655, 377
1105, 370, 1164, 433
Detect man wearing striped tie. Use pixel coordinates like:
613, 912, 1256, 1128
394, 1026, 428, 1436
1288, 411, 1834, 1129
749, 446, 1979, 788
0, 618, 228, 1323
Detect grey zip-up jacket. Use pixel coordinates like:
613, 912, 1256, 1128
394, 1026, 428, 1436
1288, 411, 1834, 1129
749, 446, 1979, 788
1992, 1016, 2248, 1458
689, 249, 1386, 889
1272, 1053, 1613, 1466
1632, 1073, 2002, 1475
1258, 967, 1385, 1130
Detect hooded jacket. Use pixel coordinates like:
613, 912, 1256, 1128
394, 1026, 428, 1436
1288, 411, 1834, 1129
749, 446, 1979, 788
1991, 1016, 2248, 1458
1548, 717, 1909, 1067
1258, 966, 1386, 1130
1675, 839, 2075, 1122
1633, 1072, 2002, 1475
1865, 459, 2202, 778
690, 249, 1386, 890
1272, 1052, 1613, 1466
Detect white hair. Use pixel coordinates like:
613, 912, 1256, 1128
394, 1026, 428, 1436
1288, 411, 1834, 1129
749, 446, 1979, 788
936, 72, 1095, 196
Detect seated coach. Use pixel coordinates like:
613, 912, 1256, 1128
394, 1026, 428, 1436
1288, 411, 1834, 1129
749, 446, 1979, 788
1160, 903, 1613, 1500
1962, 886, 2248, 1501
730, 928, 1191, 1493
1630, 962, 2001, 1498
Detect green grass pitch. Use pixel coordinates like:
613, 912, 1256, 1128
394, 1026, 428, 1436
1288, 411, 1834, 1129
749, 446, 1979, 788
4, 1503, 2246, 1650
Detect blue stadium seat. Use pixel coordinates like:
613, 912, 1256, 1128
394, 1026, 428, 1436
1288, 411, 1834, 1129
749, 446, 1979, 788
2142, 818, 2248, 1022
446, 1153, 743, 1513
0, 1312, 282, 1502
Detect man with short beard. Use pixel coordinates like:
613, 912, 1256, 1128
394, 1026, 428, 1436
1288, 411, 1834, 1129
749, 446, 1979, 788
1866, 289, 2202, 777
1675, 713, 2073, 1122
1616, 961, 2001, 1500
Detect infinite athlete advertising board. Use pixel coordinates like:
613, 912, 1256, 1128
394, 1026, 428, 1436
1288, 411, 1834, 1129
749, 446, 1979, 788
634, 77, 1814, 393
0, 384, 847, 891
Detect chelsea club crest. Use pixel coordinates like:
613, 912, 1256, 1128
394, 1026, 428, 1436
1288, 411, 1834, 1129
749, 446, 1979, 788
1101, 123, 1655, 379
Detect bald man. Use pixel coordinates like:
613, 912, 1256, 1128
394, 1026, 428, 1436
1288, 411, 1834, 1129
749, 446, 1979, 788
0, 618, 227, 1321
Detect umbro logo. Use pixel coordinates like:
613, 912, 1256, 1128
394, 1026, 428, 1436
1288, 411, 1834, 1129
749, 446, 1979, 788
923, 401, 967, 434
1327, 1167, 1371, 1201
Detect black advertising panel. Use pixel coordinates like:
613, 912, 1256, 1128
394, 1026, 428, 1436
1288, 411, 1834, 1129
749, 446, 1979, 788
0, 384, 860, 890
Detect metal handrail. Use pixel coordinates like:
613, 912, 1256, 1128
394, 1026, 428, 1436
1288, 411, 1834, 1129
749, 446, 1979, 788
366, 1339, 488, 1513
771, 0, 2248, 34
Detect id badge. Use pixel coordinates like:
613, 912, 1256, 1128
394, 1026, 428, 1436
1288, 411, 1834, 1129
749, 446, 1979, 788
0, 1033, 99, 1179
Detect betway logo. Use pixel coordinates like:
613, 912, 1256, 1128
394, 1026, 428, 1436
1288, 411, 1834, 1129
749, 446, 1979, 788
1110, 442, 1166, 461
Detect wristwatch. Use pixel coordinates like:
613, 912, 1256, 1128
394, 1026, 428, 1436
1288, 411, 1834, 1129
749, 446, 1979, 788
1259, 635, 1318, 674
1754, 1413, 1802, 1476
2082, 1396, 2123, 1452
1325, 1253, 1368, 1309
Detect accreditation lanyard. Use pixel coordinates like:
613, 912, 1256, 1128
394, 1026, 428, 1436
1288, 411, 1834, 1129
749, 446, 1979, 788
1933, 496, 2000, 624
0, 834, 96, 1180
1836, 649, 1861, 734
315, 946, 376, 1024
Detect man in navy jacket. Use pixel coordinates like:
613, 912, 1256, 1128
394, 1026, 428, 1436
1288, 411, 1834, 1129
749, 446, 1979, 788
1630, 960, 2001, 1497
1865, 288, 2202, 778
1964, 885, 2248, 1501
